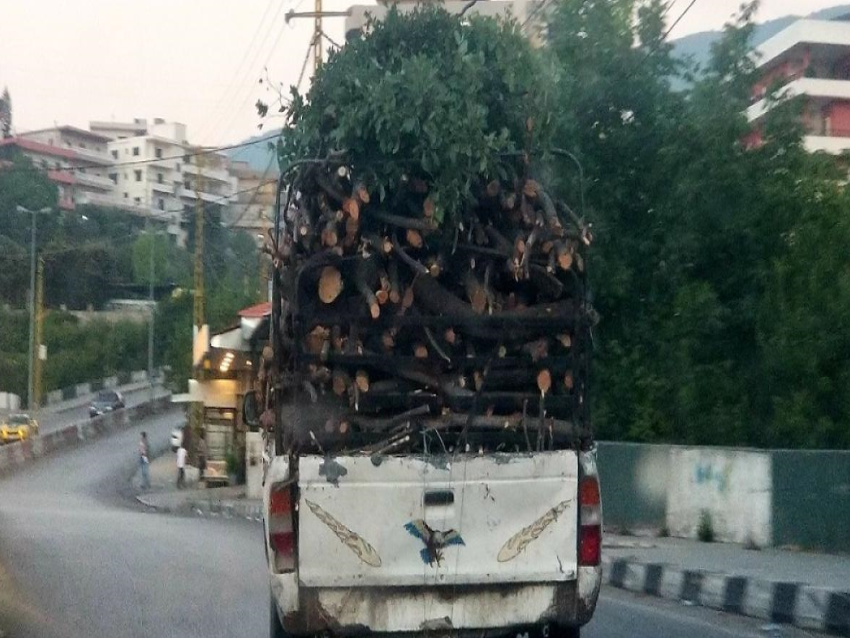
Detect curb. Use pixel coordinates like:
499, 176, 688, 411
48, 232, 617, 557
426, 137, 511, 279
136, 493, 262, 522
603, 556, 850, 636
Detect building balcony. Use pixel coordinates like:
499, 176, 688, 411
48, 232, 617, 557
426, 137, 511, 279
803, 134, 850, 154
74, 148, 113, 166
151, 181, 175, 194
75, 172, 115, 191
756, 20, 850, 72
747, 78, 850, 122
75, 191, 120, 208
183, 162, 232, 184
179, 187, 233, 204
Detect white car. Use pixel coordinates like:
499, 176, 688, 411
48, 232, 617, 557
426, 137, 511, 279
265, 441, 602, 638
170, 427, 183, 452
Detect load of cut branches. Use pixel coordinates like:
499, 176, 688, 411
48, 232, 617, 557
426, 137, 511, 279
261, 5, 596, 455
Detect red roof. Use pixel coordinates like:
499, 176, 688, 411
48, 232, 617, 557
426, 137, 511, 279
239, 301, 271, 318
0, 137, 77, 160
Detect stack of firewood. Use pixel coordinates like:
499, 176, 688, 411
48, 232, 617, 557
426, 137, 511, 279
268, 163, 596, 452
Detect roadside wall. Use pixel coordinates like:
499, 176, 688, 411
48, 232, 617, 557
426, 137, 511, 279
666, 447, 772, 546
0, 394, 175, 475
599, 442, 850, 551
771, 450, 850, 552
596, 442, 669, 532
42, 368, 162, 407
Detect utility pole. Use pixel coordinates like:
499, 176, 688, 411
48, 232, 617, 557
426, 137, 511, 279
145, 215, 156, 402
285, 7, 351, 71
17, 205, 50, 411
191, 153, 206, 449
32, 257, 44, 409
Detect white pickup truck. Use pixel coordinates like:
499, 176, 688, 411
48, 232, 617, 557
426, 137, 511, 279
263, 438, 602, 638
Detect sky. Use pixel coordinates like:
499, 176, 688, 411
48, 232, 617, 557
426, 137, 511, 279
0, 0, 844, 147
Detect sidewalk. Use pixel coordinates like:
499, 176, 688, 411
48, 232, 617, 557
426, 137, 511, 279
603, 533, 850, 636
134, 452, 261, 520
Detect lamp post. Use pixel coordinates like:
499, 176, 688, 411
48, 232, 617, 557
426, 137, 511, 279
16, 205, 51, 410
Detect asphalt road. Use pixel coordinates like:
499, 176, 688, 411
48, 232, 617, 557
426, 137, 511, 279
0, 411, 820, 638
34, 385, 169, 435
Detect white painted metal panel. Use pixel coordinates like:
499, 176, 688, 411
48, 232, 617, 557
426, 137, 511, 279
297, 451, 578, 588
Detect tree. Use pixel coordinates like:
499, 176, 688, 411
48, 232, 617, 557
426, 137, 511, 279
131, 233, 191, 287
0, 87, 11, 138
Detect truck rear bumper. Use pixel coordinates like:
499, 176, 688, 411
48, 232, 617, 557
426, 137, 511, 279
271, 569, 601, 635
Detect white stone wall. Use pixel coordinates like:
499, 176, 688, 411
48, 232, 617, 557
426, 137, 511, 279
666, 447, 773, 546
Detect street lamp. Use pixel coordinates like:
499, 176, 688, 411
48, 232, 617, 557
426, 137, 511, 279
16, 205, 51, 411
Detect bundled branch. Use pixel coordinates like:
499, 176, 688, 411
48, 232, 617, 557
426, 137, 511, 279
270, 165, 595, 455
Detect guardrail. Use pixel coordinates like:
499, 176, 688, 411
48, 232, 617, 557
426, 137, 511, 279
42, 368, 163, 407
0, 393, 174, 475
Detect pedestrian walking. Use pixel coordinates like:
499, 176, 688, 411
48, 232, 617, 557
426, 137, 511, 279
139, 431, 151, 490
176, 442, 187, 489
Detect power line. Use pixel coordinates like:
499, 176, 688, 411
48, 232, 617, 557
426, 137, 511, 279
225, 155, 278, 229
194, 0, 280, 142
633, 0, 699, 71
1, 132, 281, 175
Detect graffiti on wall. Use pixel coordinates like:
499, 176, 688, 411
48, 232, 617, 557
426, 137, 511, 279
693, 459, 733, 494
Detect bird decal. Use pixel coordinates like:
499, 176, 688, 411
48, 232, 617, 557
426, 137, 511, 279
404, 519, 465, 566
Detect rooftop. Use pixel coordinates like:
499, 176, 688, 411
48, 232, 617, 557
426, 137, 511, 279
755, 19, 850, 72
0, 137, 78, 160
19, 125, 112, 143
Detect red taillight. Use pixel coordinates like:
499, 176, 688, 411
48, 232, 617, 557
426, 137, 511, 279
579, 524, 601, 566
579, 477, 600, 506
579, 476, 601, 566
268, 483, 296, 572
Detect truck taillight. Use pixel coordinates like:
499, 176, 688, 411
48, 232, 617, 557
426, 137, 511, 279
269, 483, 296, 572
578, 476, 601, 566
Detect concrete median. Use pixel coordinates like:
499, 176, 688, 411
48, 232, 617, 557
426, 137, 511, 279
0, 394, 173, 476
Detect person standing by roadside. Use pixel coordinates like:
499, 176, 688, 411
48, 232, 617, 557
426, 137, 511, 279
139, 431, 150, 490
176, 441, 187, 489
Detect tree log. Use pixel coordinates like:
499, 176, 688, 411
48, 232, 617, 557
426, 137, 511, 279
318, 266, 343, 304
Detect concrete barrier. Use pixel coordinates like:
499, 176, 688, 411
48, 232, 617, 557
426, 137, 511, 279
599, 442, 850, 551
74, 383, 92, 398
131, 370, 148, 383
41, 368, 163, 407
0, 394, 173, 476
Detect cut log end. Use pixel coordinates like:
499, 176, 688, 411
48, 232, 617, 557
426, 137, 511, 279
343, 197, 360, 221
413, 343, 429, 359
406, 229, 424, 249
318, 267, 343, 304
369, 302, 381, 320
564, 371, 574, 390
355, 370, 370, 393
537, 369, 552, 395
423, 197, 435, 219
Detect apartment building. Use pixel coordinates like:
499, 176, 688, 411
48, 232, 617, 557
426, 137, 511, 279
92, 118, 238, 245
747, 14, 850, 154
227, 160, 277, 244
0, 125, 114, 210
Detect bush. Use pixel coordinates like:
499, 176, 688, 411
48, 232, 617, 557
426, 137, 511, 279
697, 510, 715, 543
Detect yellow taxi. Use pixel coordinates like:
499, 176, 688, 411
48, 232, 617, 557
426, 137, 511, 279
0, 413, 39, 444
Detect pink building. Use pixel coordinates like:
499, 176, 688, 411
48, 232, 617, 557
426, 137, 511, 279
747, 15, 850, 153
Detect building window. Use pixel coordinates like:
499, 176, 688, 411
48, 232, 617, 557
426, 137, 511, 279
124, 192, 129, 199
55, 162, 61, 170
80, 142, 87, 149
48, 138, 54, 146
79, 168, 86, 174
111, 150, 118, 159
134, 170, 142, 182
132, 146, 140, 156
155, 147, 163, 159
109, 173, 118, 184
157, 172, 164, 184
41, 160, 48, 169
134, 197, 141, 205
157, 198, 165, 210
176, 163, 181, 172
184, 180, 191, 190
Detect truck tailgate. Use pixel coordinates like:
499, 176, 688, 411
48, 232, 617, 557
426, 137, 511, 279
297, 451, 578, 588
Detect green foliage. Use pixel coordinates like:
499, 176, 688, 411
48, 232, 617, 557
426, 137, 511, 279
0, 308, 147, 398
548, 0, 850, 449
280, 5, 555, 222
131, 233, 191, 286
698, 510, 715, 543
0, 87, 11, 138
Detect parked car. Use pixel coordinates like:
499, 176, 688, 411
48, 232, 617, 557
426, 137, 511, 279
89, 390, 125, 418
170, 427, 183, 452
0, 413, 39, 444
